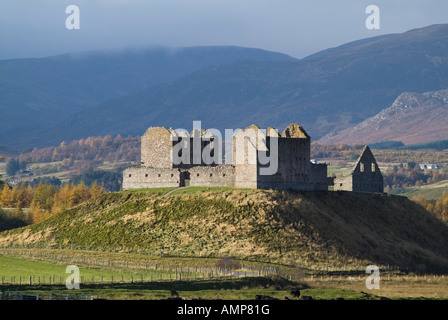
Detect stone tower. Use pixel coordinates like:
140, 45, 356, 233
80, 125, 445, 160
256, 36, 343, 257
232, 123, 327, 190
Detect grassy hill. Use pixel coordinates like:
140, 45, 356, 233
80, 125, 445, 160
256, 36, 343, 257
1, 187, 447, 273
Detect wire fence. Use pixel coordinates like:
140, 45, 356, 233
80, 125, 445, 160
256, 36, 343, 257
0, 269, 267, 286
2, 248, 445, 288
0, 247, 286, 284
0, 290, 98, 300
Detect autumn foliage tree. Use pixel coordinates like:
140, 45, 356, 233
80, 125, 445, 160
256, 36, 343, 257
413, 192, 448, 222
0, 181, 105, 225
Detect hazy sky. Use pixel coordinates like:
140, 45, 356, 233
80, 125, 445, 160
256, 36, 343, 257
1, 0, 447, 60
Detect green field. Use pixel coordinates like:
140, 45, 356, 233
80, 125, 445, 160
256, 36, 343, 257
1, 185, 448, 300
1, 252, 447, 300
0, 254, 184, 285
389, 179, 448, 200
0, 252, 306, 300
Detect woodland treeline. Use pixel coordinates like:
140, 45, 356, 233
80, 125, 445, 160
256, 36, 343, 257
0, 181, 105, 226
413, 192, 448, 222
383, 164, 448, 191
12, 137, 448, 168
18, 135, 140, 164
311, 142, 448, 164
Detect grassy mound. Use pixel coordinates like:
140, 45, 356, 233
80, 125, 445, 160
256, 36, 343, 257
1, 187, 447, 272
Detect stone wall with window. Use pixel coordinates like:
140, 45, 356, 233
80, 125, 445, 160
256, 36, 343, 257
124, 123, 334, 192
189, 165, 235, 187
122, 167, 180, 190
333, 146, 384, 193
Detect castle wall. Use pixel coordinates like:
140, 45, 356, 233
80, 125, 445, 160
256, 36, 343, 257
141, 127, 173, 168
351, 148, 384, 193
235, 163, 258, 189
352, 171, 384, 193
233, 128, 259, 189
310, 163, 329, 191
334, 147, 384, 193
232, 128, 327, 191
172, 138, 220, 169
255, 137, 313, 187
189, 165, 235, 187
333, 175, 353, 191
122, 167, 180, 190
257, 180, 316, 191
124, 123, 335, 192
277, 137, 310, 180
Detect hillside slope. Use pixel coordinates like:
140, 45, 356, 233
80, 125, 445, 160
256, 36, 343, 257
1, 188, 447, 272
319, 89, 448, 145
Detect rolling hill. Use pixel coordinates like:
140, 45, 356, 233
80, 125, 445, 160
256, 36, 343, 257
1, 24, 448, 150
318, 89, 448, 145
1, 188, 447, 273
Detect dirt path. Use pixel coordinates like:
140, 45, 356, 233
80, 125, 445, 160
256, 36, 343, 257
162, 187, 187, 197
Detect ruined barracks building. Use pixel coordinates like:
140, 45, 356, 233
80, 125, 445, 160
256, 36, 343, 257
122, 123, 329, 191
333, 146, 384, 193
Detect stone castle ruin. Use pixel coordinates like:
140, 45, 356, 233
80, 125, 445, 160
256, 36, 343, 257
122, 123, 329, 191
333, 146, 384, 193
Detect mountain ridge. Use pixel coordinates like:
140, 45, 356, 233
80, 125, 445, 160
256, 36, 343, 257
318, 89, 448, 145
2, 24, 448, 149
0, 45, 295, 149
57, 24, 448, 145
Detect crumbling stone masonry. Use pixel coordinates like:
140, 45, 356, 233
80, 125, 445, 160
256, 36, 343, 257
122, 123, 328, 191
333, 146, 384, 193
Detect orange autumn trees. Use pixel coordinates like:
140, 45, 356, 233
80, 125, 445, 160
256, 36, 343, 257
0, 181, 105, 224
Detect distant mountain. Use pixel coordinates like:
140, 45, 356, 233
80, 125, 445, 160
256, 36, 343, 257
318, 89, 448, 145
2, 24, 448, 150
0, 46, 295, 149
58, 24, 448, 144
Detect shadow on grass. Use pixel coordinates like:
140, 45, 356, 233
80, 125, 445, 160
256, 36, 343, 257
0, 276, 304, 293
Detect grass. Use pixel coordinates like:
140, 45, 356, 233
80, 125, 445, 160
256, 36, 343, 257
306, 275, 448, 300
0, 254, 185, 285
0, 277, 304, 300
389, 179, 448, 200
2, 252, 447, 300
327, 165, 353, 177
1, 188, 448, 273
1, 247, 447, 300
118, 187, 178, 195
168, 186, 250, 195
